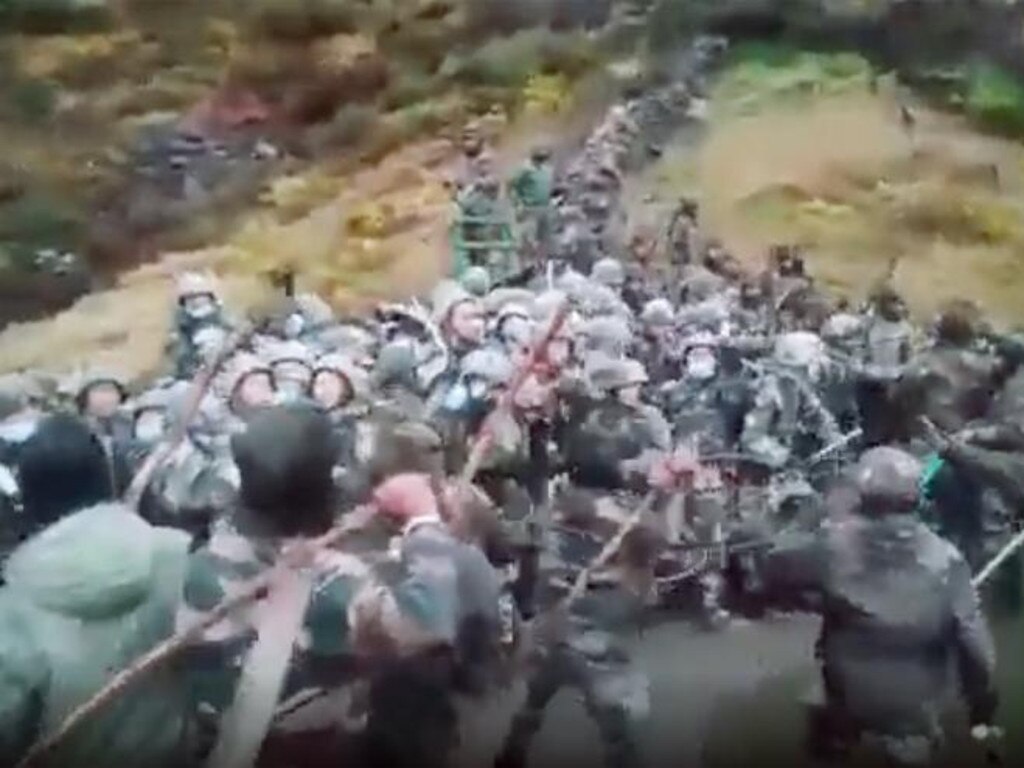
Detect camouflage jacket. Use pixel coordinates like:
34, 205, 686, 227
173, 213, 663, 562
741, 372, 842, 469
178, 513, 468, 732
535, 523, 646, 661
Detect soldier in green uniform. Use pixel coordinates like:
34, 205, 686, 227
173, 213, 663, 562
177, 406, 475, 765
509, 147, 554, 264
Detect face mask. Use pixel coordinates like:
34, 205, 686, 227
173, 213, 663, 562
0, 414, 37, 445
183, 294, 217, 321
284, 314, 306, 339
686, 350, 718, 381
442, 382, 470, 414
134, 409, 167, 443
274, 382, 306, 404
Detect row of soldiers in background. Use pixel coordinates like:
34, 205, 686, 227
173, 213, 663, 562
0, 61, 1011, 768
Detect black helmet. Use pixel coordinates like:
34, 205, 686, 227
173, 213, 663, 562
855, 446, 922, 514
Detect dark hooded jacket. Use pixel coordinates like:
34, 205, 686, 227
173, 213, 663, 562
766, 512, 997, 737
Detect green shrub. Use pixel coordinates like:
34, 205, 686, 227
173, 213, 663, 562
441, 29, 597, 89
0, 194, 83, 266
380, 70, 443, 111
8, 79, 57, 124
715, 46, 872, 114
965, 63, 1024, 137
2, 0, 112, 34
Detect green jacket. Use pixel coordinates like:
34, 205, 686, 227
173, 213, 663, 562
0, 502, 191, 768
509, 164, 553, 210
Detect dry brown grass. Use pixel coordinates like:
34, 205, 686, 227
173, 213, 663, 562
0, 138, 455, 381
687, 89, 1024, 325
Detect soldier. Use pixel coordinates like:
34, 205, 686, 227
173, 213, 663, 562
457, 175, 517, 280
219, 353, 275, 421
259, 339, 316, 405
635, 298, 680, 385
741, 332, 844, 470
371, 340, 428, 423
493, 491, 663, 768
509, 146, 555, 264
564, 358, 671, 492
667, 197, 700, 267
68, 369, 134, 496
461, 265, 492, 299
12, 413, 116, 552
664, 336, 737, 455
168, 271, 232, 380
590, 257, 626, 298
363, 473, 504, 768
765, 447, 999, 767
178, 407, 476, 766
899, 300, 1001, 434
433, 281, 487, 360
856, 286, 913, 446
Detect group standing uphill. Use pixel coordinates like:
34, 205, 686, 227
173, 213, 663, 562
0, 35, 1015, 768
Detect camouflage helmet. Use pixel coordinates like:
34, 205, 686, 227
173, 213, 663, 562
589, 357, 649, 394
218, 352, 272, 401
483, 287, 534, 316
495, 303, 533, 345
554, 269, 590, 301
531, 290, 569, 324
591, 258, 625, 289
258, 338, 315, 368
313, 352, 369, 401
431, 279, 476, 326
855, 446, 923, 512
373, 340, 419, 390
581, 315, 632, 356
460, 266, 491, 298
175, 271, 219, 302
640, 298, 675, 328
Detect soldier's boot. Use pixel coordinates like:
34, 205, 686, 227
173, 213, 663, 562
698, 570, 731, 631
805, 704, 855, 766
493, 668, 561, 768
592, 705, 643, 768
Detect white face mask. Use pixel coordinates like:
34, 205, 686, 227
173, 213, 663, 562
686, 349, 718, 381
134, 409, 166, 443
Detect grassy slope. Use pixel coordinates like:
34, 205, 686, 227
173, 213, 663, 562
0, 1, 618, 379
643, 44, 1024, 326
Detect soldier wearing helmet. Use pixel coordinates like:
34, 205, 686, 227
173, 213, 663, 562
65, 368, 134, 495
218, 353, 275, 420
764, 446, 998, 768
169, 271, 232, 380
509, 146, 554, 264
741, 332, 843, 469
564, 358, 671, 492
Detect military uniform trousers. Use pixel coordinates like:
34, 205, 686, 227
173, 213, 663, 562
495, 637, 649, 768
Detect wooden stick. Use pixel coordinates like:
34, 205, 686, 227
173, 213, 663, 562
124, 324, 253, 510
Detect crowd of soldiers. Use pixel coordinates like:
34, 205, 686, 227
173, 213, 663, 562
0, 35, 1016, 768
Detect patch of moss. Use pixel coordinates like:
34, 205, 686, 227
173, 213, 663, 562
965, 62, 1024, 137
440, 28, 598, 89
